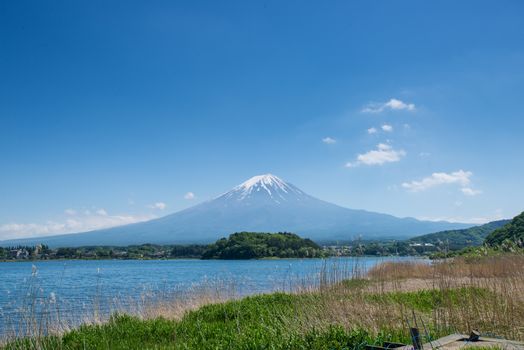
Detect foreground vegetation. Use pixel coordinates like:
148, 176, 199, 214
3, 254, 524, 349
3, 214, 524, 348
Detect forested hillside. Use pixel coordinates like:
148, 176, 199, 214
202, 232, 324, 259
485, 212, 524, 246
409, 219, 509, 249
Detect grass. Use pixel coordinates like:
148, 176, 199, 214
3, 293, 410, 349
2, 255, 524, 349
365, 287, 493, 313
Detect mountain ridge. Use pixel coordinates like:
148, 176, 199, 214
0, 174, 472, 247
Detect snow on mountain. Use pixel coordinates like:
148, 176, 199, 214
0, 174, 473, 247
218, 174, 307, 203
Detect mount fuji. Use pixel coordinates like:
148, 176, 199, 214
1, 174, 472, 247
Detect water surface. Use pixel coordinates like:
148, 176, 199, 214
0, 257, 420, 337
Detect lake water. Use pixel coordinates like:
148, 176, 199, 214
0, 257, 420, 337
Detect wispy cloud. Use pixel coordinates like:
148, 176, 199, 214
346, 143, 406, 167
96, 208, 108, 216
362, 98, 416, 113
402, 170, 481, 195
461, 187, 483, 196
381, 124, 393, 132
148, 202, 167, 210
64, 209, 77, 216
184, 192, 195, 200
322, 137, 336, 144
0, 210, 156, 240
418, 209, 505, 225
367, 127, 377, 134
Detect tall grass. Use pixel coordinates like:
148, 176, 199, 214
364, 255, 524, 340
0, 270, 239, 345
2, 255, 524, 349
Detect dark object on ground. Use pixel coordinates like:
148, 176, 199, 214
365, 342, 406, 349
366, 330, 524, 349
468, 330, 481, 342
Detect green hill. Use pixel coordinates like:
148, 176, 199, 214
485, 211, 524, 246
409, 219, 510, 249
202, 232, 324, 259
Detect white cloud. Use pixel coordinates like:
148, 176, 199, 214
322, 137, 336, 144
418, 210, 505, 225
367, 127, 377, 134
64, 209, 77, 216
402, 170, 479, 194
96, 208, 108, 216
362, 98, 416, 113
346, 143, 406, 167
381, 124, 393, 132
184, 192, 195, 200
148, 202, 167, 210
461, 187, 482, 196
0, 210, 156, 240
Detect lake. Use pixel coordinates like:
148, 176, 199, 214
0, 257, 420, 338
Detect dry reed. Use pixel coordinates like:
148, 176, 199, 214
2, 255, 523, 346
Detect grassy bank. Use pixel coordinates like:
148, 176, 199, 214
3, 255, 524, 349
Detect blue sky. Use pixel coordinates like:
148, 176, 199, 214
1, 1, 523, 239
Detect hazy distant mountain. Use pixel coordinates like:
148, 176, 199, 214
0, 174, 472, 247
409, 219, 510, 249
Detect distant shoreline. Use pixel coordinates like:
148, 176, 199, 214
0, 254, 422, 264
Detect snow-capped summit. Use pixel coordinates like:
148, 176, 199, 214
237, 174, 289, 193
220, 174, 306, 202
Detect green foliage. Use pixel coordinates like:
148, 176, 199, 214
362, 241, 421, 256
430, 244, 524, 259
366, 287, 491, 313
7, 284, 507, 349
435, 212, 524, 258
61, 315, 177, 349
201, 232, 324, 259
0, 243, 209, 261
3, 292, 413, 350
485, 212, 524, 247
410, 220, 510, 250
339, 278, 370, 289
327, 240, 430, 257
1, 233, 324, 261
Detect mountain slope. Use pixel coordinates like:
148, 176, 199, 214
484, 211, 524, 246
409, 219, 510, 249
0, 174, 472, 247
